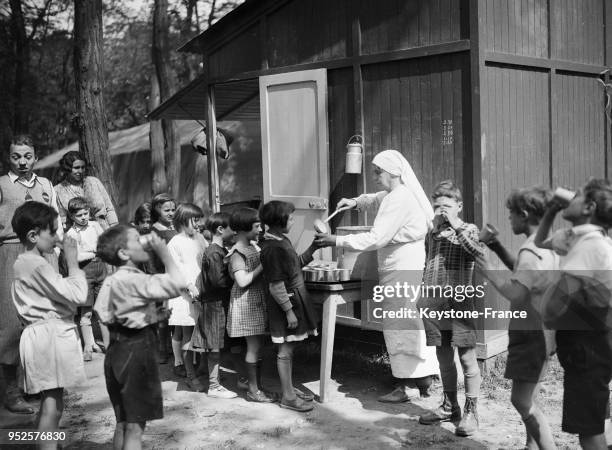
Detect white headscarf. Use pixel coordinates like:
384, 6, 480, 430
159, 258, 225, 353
372, 150, 435, 225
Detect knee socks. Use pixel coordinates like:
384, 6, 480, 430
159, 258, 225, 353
276, 355, 295, 400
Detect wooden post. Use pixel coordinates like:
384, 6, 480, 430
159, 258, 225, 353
205, 83, 220, 212
351, 10, 367, 226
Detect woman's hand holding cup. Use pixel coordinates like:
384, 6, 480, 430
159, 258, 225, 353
314, 233, 337, 248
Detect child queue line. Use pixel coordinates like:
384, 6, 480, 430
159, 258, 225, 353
4, 140, 612, 450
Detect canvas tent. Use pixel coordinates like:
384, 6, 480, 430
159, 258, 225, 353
36, 120, 263, 222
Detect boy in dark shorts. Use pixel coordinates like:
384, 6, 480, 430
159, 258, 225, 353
535, 178, 612, 449
418, 180, 485, 436
94, 225, 186, 449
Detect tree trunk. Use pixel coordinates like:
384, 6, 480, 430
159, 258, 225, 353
73, 0, 117, 203
9, 0, 29, 134
149, 69, 168, 194
151, 0, 180, 197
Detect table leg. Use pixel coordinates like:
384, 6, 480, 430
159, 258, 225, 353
319, 295, 337, 403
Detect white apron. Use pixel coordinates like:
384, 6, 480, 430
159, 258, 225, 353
378, 241, 439, 379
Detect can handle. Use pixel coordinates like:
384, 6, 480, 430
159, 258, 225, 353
347, 135, 363, 145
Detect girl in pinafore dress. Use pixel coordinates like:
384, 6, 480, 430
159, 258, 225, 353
167, 203, 208, 391
260, 201, 321, 412
226, 207, 275, 403
10, 202, 88, 446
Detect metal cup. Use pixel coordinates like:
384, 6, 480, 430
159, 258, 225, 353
553, 187, 576, 207
479, 223, 499, 243
139, 234, 154, 251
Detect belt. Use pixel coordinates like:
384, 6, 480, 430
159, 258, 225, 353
108, 324, 156, 341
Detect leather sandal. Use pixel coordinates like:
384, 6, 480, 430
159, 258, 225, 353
247, 390, 276, 403
5, 396, 35, 415
294, 387, 314, 402
280, 396, 314, 412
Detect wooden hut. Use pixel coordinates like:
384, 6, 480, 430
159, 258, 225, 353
150, 0, 612, 360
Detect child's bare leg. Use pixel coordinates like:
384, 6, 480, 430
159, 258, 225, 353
579, 433, 606, 450
37, 388, 63, 450
122, 422, 145, 450
511, 381, 555, 450
182, 326, 195, 378
171, 326, 183, 367
113, 422, 126, 450
457, 347, 480, 398
245, 336, 262, 394
80, 308, 95, 355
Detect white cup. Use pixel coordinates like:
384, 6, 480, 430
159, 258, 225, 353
553, 187, 576, 207
139, 234, 154, 251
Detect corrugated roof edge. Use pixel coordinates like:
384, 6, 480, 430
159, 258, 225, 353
146, 74, 207, 120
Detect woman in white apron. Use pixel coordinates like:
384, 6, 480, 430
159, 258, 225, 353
316, 149, 439, 402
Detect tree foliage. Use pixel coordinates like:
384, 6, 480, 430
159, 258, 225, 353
0, 0, 243, 165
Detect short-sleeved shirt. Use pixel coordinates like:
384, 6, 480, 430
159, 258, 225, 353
94, 265, 184, 329
541, 226, 612, 329
509, 234, 558, 330
548, 224, 607, 260
66, 221, 104, 262
11, 253, 88, 324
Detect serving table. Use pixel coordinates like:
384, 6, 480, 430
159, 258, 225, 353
305, 280, 363, 403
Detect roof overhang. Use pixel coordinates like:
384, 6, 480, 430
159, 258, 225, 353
179, 0, 282, 54
147, 77, 260, 122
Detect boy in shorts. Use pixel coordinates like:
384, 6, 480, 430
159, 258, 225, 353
95, 225, 186, 449
66, 196, 107, 361
418, 180, 485, 436
536, 178, 612, 449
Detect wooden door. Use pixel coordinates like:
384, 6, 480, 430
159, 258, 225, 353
259, 69, 329, 254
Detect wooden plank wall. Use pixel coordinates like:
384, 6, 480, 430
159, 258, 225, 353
551, 0, 604, 65
360, 54, 468, 203
482, 0, 548, 58
359, 0, 464, 54
479, 0, 609, 345
209, 24, 261, 78
266, 0, 349, 67
481, 66, 550, 249
552, 74, 606, 187
208, 0, 466, 78
480, 0, 608, 236
327, 68, 357, 226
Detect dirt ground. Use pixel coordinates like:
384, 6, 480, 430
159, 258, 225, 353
0, 343, 587, 449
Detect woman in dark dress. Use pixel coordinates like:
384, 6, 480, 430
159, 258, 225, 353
259, 201, 327, 412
